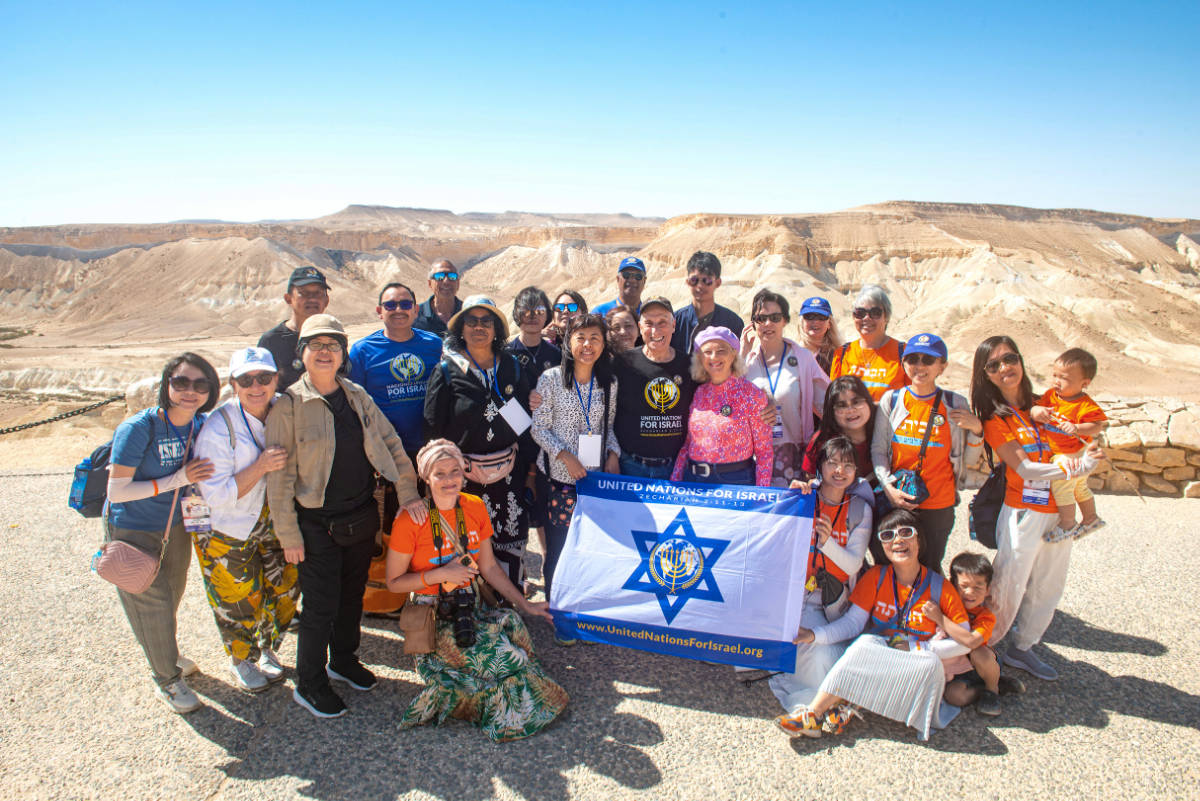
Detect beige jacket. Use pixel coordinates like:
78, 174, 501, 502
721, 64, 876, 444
265, 374, 420, 550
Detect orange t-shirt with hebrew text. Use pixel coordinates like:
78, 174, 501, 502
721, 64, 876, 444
389, 493, 493, 594
889, 389, 956, 509
829, 337, 909, 401
1036, 389, 1107, 454
964, 604, 996, 643
982, 412, 1058, 513
807, 496, 854, 584
850, 564, 967, 641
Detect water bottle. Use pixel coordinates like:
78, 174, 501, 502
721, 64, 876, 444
69, 458, 91, 510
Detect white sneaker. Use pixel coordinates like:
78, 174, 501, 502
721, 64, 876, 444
157, 678, 202, 713
176, 656, 199, 677
257, 649, 286, 683
229, 659, 271, 693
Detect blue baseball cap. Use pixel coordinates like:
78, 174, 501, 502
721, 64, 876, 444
799, 297, 832, 317
905, 333, 948, 360
618, 256, 646, 274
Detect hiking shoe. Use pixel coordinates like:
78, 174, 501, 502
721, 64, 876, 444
1043, 524, 1077, 544
553, 636, 578, 647
176, 656, 199, 677
775, 708, 822, 738
998, 675, 1026, 696
821, 702, 863, 735
1003, 646, 1058, 681
326, 661, 377, 691
976, 690, 1002, 716
157, 678, 202, 714
1074, 518, 1106, 540
292, 685, 346, 719
229, 659, 270, 693
257, 649, 286, 683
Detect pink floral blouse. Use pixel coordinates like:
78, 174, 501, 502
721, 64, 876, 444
670, 376, 773, 486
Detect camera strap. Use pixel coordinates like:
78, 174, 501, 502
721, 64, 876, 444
912, 388, 943, 474
427, 498, 470, 599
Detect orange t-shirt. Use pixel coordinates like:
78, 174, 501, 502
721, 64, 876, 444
829, 337, 909, 401
389, 493, 493, 594
807, 497, 854, 584
1036, 389, 1107, 453
964, 604, 996, 643
982, 412, 1058, 513
889, 389, 956, 509
850, 564, 967, 641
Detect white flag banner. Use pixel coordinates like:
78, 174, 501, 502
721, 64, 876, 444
549, 474, 814, 670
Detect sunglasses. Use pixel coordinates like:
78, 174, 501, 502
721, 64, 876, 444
554, 302, 580, 313
233, 372, 276, 388
686, 274, 716, 287
753, 312, 786, 324
852, 307, 885, 320
801, 313, 829, 322
292, 287, 327, 300
984, 352, 1021, 374
619, 271, 645, 282
877, 526, 917, 543
431, 271, 459, 282
380, 299, 415, 311
903, 354, 939, 366
168, 376, 212, 394
307, 340, 343, 353
463, 313, 495, 328
520, 306, 548, 319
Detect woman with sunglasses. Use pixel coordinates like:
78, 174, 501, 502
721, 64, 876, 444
193, 348, 298, 693
828, 284, 908, 401
266, 314, 424, 719
424, 296, 534, 592
796, 297, 842, 374
777, 510, 971, 741
871, 334, 982, 573
969, 336, 1100, 681
741, 289, 830, 486
543, 289, 587, 348
104, 352, 219, 713
769, 437, 873, 717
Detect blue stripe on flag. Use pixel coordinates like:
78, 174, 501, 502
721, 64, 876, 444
552, 610, 798, 670
576, 473, 812, 517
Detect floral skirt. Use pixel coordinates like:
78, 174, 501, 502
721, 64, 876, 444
401, 607, 568, 742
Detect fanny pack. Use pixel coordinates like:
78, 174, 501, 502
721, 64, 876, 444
462, 446, 516, 486
306, 500, 380, 547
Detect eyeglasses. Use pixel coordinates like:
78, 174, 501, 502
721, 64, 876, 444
686, 274, 716, 287
753, 312, 785, 324
233, 372, 276, 388
903, 354, 939, 366
619, 271, 645, 283
380, 299, 415, 311
801, 313, 828, 322
877, 526, 917, 543
852, 307, 885, 320
168, 376, 212, 394
307, 340, 343, 353
554, 302, 580, 313
431, 271, 459, 282
984, 352, 1021, 374
463, 314, 495, 328
823, 459, 857, 472
833, 396, 869, 411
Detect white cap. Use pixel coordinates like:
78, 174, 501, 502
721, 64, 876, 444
229, 347, 278, 378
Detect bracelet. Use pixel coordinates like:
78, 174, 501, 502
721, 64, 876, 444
152, 479, 159, 496
420, 570, 432, 589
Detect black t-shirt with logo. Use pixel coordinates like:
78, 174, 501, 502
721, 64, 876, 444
613, 348, 697, 459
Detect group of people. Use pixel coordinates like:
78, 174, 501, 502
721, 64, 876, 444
100, 250, 1108, 743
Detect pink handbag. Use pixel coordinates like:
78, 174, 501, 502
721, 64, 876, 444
92, 486, 182, 594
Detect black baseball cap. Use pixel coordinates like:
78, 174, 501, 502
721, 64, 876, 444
287, 266, 328, 291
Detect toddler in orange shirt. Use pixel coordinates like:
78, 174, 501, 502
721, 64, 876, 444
1031, 348, 1108, 540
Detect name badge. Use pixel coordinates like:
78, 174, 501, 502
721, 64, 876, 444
1022, 479, 1051, 506
181, 494, 212, 534
578, 434, 603, 469
498, 397, 532, 435
772, 404, 785, 441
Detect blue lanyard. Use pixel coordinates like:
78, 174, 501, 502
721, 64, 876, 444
890, 566, 931, 635
1011, 410, 1048, 459
238, 402, 265, 453
162, 409, 193, 460
573, 376, 595, 434
466, 351, 504, 402
763, 343, 788, 399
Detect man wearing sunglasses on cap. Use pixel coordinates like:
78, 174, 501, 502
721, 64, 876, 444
670, 251, 744, 355
413, 259, 464, 337
592, 256, 648, 319
258, 266, 330, 390
348, 283, 444, 468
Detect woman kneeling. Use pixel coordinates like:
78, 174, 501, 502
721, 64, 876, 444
779, 509, 971, 741
386, 439, 568, 741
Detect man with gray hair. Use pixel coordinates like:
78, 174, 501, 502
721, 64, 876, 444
413, 259, 464, 337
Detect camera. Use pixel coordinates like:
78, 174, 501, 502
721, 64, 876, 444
437, 586, 477, 648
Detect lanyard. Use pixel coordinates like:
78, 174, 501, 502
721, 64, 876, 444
162, 409, 193, 460
1010, 410, 1049, 460
466, 351, 504, 402
762, 343, 789, 400
890, 565, 931, 634
811, 492, 849, 570
238, 402, 265, 452
574, 376, 595, 434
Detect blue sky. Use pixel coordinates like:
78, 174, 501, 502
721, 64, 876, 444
2, 1, 1196, 225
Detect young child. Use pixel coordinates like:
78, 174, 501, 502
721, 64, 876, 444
1031, 347, 1108, 540
923, 552, 1024, 716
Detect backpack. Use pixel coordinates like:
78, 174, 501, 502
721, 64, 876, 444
68, 441, 113, 518
968, 444, 1004, 549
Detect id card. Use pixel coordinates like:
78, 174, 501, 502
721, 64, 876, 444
181, 494, 212, 534
498, 397, 532, 435
772, 404, 785, 441
578, 434, 603, 468
1022, 479, 1051, 506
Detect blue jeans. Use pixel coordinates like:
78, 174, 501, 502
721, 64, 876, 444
618, 454, 673, 480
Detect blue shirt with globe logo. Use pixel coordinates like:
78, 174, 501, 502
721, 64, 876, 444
348, 328, 443, 452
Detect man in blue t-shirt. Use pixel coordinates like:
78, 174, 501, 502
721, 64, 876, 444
348, 282, 443, 463
592, 256, 647, 319
670, 250, 745, 354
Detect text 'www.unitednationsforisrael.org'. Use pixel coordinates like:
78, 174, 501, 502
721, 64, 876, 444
576, 622, 765, 660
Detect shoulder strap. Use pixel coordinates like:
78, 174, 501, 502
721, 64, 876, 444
914, 389, 943, 471
217, 406, 236, 451
897, 341, 905, 360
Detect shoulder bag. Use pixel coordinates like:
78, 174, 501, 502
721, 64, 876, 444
968, 441, 1005, 549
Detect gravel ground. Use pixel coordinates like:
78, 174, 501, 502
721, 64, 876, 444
1, 473, 1197, 801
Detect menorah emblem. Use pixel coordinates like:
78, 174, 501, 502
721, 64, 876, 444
648, 537, 704, 594
644, 377, 680, 412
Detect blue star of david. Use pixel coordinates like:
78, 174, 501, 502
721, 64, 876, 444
622, 508, 728, 624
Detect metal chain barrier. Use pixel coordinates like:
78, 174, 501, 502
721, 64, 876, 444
0, 395, 123, 436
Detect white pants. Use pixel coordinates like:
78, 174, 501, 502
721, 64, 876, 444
988, 504, 1072, 650
768, 601, 848, 713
